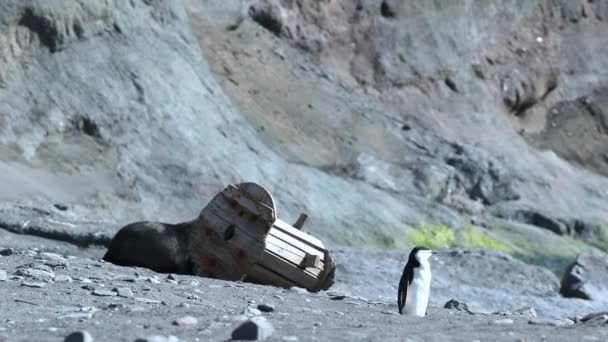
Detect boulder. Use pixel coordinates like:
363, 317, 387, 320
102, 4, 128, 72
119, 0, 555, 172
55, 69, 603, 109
561, 251, 608, 300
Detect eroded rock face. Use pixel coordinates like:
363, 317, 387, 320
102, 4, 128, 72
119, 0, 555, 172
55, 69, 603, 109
561, 251, 608, 300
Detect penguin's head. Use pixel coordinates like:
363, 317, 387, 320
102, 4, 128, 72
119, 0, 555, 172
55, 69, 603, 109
410, 246, 435, 264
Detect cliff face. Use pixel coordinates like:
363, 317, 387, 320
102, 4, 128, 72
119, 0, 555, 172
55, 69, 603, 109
0, 0, 606, 265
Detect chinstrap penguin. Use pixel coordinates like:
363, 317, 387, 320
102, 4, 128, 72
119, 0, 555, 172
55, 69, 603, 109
398, 246, 436, 316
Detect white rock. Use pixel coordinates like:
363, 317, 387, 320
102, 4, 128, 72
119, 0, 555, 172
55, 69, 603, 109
173, 316, 198, 326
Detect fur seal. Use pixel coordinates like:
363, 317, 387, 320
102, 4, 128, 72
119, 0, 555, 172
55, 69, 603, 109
103, 221, 194, 275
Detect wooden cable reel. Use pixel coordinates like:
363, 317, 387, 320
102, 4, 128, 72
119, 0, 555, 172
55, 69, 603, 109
189, 182, 335, 292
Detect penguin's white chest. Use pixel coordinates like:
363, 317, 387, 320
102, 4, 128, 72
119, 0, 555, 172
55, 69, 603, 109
404, 267, 432, 317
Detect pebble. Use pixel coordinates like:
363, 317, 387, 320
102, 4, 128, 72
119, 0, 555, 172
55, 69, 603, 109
115, 287, 133, 298
173, 316, 198, 326
231, 316, 275, 341
493, 318, 514, 325
134, 335, 180, 342
257, 304, 275, 313
282, 336, 298, 342
92, 290, 117, 297
167, 274, 178, 281
0, 248, 14, 256
54, 275, 73, 283
178, 303, 190, 309
21, 281, 46, 288
63, 330, 93, 342
0, 270, 7, 281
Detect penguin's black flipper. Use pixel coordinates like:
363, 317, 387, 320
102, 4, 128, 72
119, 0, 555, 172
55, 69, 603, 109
398, 262, 413, 314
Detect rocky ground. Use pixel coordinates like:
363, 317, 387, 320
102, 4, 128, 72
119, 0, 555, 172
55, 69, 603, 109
0, 239, 607, 342
1, 0, 608, 340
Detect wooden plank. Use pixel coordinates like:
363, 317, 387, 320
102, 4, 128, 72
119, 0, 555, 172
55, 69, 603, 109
300, 254, 321, 269
269, 227, 325, 259
265, 235, 322, 276
274, 219, 325, 248
293, 213, 308, 230
258, 250, 320, 289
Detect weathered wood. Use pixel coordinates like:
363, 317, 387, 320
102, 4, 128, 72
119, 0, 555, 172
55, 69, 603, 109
269, 226, 325, 258
293, 213, 308, 230
188, 183, 275, 281
265, 234, 321, 276
188, 182, 335, 292
300, 254, 321, 269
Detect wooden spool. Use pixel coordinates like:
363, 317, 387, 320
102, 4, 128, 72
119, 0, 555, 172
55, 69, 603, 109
189, 182, 335, 292
189, 182, 276, 281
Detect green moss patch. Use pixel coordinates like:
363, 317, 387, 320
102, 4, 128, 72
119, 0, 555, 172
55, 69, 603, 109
408, 224, 455, 249
460, 226, 511, 253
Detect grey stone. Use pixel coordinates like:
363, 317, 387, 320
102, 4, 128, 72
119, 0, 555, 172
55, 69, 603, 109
21, 282, 46, 288
0, 270, 6, 281
63, 331, 93, 342
14, 267, 55, 280
528, 319, 575, 327
231, 316, 275, 341
59, 313, 94, 320
54, 275, 73, 283
512, 307, 537, 319
91, 290, 117, 297
115, 287, 133, 298
561, 251, 608, 300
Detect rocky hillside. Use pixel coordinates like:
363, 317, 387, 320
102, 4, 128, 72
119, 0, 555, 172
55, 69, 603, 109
0, 0, 607, 270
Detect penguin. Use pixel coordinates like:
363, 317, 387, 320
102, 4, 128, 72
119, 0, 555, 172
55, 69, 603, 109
398, 246, 436, 316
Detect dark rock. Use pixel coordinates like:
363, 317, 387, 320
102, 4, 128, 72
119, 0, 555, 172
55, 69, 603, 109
231, 316, 275, 340
443, 299, 472, 314
63, 331, 93, 342
0, 248, 14, 256
561, 251, 608, 300
257, 304, 275, 313
54, 204, 68, 211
